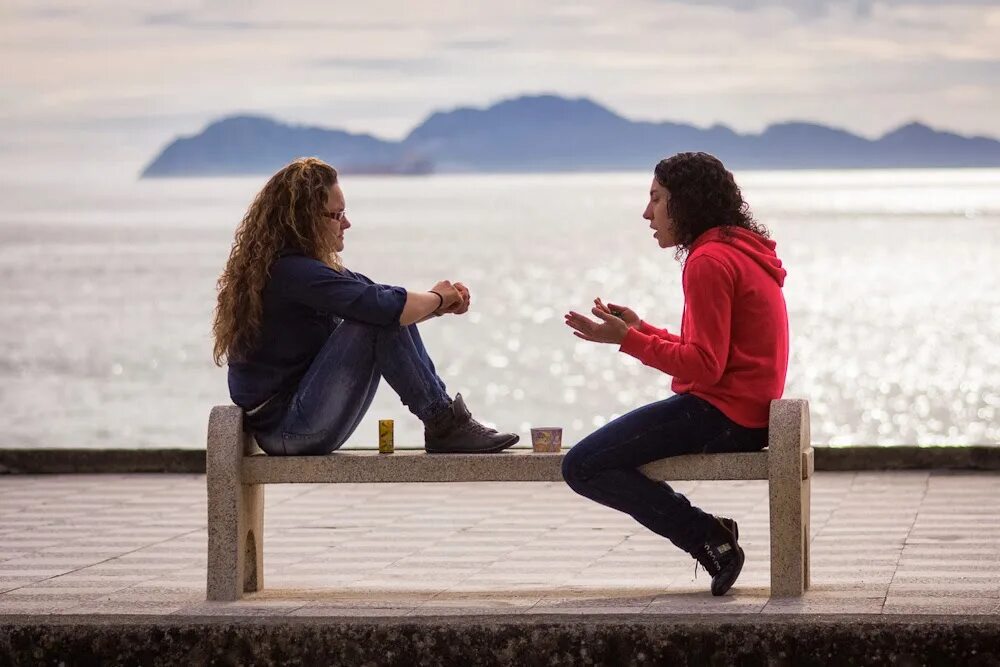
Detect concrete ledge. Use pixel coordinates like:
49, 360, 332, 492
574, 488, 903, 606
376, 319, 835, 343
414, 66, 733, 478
1, 614, 998, 665
1, 445, 998, 475
815, 445, 1000, 471
0, 448, 205, 474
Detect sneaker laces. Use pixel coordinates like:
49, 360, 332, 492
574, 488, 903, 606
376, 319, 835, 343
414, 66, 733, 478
694, 543, 723, 579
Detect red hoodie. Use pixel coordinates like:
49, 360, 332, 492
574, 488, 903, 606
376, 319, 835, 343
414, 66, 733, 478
619, 226, 789, 428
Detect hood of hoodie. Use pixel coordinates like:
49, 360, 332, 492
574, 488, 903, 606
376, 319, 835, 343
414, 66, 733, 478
689, 226, 786, 287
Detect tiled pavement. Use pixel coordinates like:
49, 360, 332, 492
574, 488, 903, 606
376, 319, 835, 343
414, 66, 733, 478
1, 471, 998, 618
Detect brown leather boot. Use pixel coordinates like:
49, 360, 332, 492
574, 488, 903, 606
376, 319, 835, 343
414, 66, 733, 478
424, 393, 520, 454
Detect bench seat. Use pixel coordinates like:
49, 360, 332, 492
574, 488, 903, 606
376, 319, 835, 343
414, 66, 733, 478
242, 449, 814, 484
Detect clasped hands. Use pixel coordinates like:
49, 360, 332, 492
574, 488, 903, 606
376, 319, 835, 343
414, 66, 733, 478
431, 280, 471, 316
564, 297, 640, 345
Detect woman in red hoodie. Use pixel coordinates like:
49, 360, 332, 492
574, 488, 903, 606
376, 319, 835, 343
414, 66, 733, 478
563, 152, 788, 596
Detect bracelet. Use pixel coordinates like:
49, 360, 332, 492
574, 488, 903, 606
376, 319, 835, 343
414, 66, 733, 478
429, 290, 444, 311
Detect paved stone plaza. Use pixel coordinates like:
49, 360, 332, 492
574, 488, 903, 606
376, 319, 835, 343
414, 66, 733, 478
1, 471, 998, 618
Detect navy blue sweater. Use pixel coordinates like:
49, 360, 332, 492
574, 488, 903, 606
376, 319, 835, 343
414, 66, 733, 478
227, 254, 408, 432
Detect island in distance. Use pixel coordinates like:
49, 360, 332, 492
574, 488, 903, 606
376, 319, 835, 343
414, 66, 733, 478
141, 94, 1000, 177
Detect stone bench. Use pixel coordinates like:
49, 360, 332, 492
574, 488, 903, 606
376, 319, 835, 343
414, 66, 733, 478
207, 399, 813, 601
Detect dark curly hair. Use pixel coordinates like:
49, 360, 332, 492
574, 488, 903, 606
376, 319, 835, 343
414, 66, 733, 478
654, 152, 768, 260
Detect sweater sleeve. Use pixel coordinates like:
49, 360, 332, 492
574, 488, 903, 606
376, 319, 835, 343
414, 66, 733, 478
272, 258, 407, 326
619, 256, 734, 384
638, 320, 682, 343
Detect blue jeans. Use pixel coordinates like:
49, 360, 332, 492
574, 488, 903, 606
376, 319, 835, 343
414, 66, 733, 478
254, 321, 451, 456
561, 393, 767, 554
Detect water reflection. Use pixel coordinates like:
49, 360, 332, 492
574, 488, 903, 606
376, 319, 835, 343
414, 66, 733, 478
0, 170, 997, 448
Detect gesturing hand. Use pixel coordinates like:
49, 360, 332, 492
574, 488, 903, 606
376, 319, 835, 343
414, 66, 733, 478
564, 305, 629, 345
594, 297, 640, 329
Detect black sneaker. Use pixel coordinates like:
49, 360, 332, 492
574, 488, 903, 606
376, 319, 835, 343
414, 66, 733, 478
424, 393, 520, 454
693, 516, 745, 596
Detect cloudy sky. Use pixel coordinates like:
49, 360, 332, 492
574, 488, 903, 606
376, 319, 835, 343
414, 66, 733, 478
2, 0, 999, 174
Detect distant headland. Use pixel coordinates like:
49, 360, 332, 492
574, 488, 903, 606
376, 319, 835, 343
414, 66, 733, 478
141, 94, 1000, 177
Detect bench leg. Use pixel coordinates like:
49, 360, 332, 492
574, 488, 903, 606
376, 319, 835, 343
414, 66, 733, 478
768, 399, 811, 597
802, 476, 811, 590
206, 406, 264, 601
769, 470, 809, 596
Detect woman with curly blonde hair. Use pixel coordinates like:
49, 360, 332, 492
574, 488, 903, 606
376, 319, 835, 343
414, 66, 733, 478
213, 157, 518, 455
563, 152, 788, 596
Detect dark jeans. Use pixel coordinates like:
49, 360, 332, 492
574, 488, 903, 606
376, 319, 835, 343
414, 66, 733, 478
561, 393, 767, 555
254, 321, 451, 456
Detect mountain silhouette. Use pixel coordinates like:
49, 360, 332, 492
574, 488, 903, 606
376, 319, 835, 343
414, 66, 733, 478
141, 94, 1000, 177
142, 115, 431, 177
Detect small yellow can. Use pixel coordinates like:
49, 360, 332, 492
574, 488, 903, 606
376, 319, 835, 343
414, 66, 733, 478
378, 419, 394, 454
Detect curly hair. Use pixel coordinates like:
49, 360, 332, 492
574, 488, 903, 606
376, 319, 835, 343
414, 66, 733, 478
654, 152, 768, 260
212, 157, 339, 365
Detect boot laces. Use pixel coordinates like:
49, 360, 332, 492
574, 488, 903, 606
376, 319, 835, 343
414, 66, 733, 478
464, 418, 495, 436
